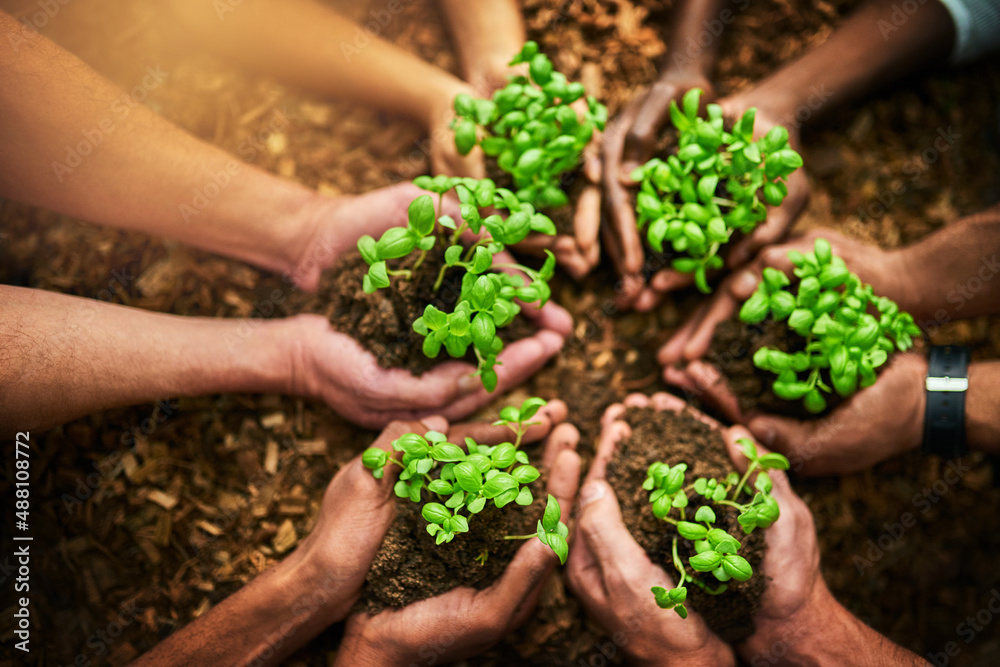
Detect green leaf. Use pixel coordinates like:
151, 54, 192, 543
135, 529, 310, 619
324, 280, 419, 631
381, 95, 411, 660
368, 261, 390, 289
515, 148, 545, 175
484, 472, 517, 498
515, 486, 533, 506
547, 533, 568, 565
468, 496, 486, 513
471, 246, 493, 273
512, 465, 540, 484
677, 521, 708, 541
423, 304, 448, 330
695, 506, 716, 523
454, 461, 482, 493
357, 235, 378, 264
376, 227, 417, 260
722, 554, 753, 581
804, 388, 827, 414
470, 275, 497, 310
757, 453, 790, 470
542, 494, 561, 531
754, 472, 773, 494
529, 53, 553, 85
682, 88, 701, 119
454, 93, 475, 117
454, 119, 477, 155
741, 438, 759, 461
769, 291, 796, 320
428, 479, 454, 495
422, 503, 451, 525
362, 448, 388, 470
431, 443, 466, 462
739, 290, 770, 323
689, 550, 723, 572
491, 442, 517, 468
445, 245, 463, 266
519, 397, 547, 420
470, 313, 497, 352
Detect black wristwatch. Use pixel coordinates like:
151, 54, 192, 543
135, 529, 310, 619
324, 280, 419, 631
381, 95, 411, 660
922, 345, 971, 458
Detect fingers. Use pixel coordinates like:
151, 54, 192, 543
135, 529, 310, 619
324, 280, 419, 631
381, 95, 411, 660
620, 105, 668, 178
574, 480, 657, 588
685, 361, 746, 424
587, 419, 631, 484
523, 298, 574, 337
542, 422, 581, 470
447, 399, 568, 447
486, 446, 581, 626
574, 185, 602, 272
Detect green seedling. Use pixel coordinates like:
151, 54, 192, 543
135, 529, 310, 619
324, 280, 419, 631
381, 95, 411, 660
451, 41, 607, 210
361, 397, 569, 564
738, 237, 922, 413
631, 88, 803, 292
647, 439, 789, 618
357, 175, 557, 392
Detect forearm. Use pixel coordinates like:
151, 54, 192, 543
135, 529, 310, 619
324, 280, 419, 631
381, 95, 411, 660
891, 204, 1000, 320
729, 0, 954, 122
438, 0, 525, 87
743, 583, 927, 666
967, 361, 1000, 454
661, 0, 730, 79
133, 548, 343, 667
170, 0, 470, 127
0, 286, 296, 435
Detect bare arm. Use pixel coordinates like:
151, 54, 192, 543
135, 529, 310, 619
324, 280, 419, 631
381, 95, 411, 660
728, 0, 955, 123
0, 285, 294, 437
169, 0, 471, 130
438, 0, 525, 95
0, 10, 318, 279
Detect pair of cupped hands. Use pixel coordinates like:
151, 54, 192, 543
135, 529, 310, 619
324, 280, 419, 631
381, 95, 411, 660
300, 395, 823, 666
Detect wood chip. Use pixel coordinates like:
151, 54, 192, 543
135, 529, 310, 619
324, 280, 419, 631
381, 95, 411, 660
264, 440, 279, 475
272, 519, 298, 554
260, 412, 285, 429
147, 489, 178, 510
195, 520, 223, 537
294, 439, 327, 456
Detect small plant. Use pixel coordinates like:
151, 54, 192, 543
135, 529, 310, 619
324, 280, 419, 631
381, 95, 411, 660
738, 238, 922, 413
357, 175, 557, 391
646, 439, 789, 618
361, 397, 569, 564
451, 41, 607, 209
630, 89, 803, 292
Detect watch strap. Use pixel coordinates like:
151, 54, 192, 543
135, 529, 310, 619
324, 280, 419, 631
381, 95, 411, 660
922, 345, 971, 458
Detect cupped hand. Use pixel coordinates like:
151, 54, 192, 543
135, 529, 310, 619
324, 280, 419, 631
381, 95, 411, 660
658, 230, 925, 474
566, 392, 736, 666
291, 416, 449, 622
602, 76, 715, 310
717, 425, 831, 664
286, 313, 565, 429
336, 410, 582, 666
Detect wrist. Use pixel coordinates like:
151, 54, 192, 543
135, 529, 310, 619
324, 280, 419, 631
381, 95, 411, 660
335, 627, 406, 667
743, 582, 858, 665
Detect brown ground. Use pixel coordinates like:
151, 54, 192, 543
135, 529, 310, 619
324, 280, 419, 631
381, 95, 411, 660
2, 0, 1000, 665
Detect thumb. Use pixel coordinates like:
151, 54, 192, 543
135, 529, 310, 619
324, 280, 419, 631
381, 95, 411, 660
747, 414, 815, 464
576, 480, 650, 575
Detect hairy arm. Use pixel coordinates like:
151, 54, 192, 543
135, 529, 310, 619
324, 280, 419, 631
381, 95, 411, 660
0, 285, 296, 436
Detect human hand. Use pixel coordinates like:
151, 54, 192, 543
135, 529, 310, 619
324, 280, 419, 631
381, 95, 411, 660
566, 392, 736, 666
602, 75, 715, 310
658, 230, 924, 474
289, 416, 450, 624
335, 408, 582, 666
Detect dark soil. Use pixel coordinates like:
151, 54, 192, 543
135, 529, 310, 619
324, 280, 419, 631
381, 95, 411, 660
311, 241, 535, 376
605, 407, 767, 642
707, 315, 913, 420
358, 476, 546, 613
485, 158, 586, 237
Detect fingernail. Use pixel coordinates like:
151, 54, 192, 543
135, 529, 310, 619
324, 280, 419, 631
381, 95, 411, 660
457, 374, 481, 394
579, 480, 607, 508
